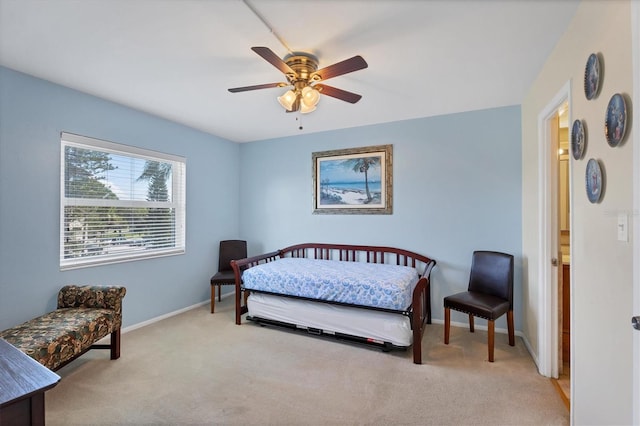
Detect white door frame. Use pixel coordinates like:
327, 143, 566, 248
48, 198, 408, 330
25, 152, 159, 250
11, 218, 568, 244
537, 81, 571, 380
631, 1, 639, 423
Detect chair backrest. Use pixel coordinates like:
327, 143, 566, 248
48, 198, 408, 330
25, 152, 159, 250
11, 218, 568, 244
218, 240, 247, 272
467, 251, 514, 307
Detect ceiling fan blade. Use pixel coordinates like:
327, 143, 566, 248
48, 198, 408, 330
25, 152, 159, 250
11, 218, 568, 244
228, 82, 288, 93
311, 55, 368, 81
315, 84, 362, 104
251, 46, 296, 76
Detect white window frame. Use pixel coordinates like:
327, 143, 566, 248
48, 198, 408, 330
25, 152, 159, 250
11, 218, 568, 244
60, 132, 186, 270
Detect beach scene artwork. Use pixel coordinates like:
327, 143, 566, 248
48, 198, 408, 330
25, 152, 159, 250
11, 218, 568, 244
317, 152, 385, 208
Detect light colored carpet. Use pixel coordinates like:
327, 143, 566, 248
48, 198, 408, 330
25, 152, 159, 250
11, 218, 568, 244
46, 298, 569, 425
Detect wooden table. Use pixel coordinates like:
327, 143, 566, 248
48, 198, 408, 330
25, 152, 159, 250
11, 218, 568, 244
0, 338, 60, 425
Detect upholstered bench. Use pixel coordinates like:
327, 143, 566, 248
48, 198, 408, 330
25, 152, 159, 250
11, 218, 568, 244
0, 285, 126, 371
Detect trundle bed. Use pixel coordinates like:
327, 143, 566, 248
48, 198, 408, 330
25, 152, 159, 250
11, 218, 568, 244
231, 243, 436, 364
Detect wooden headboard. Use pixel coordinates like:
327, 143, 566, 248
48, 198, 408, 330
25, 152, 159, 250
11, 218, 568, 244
279, 243, 435, 278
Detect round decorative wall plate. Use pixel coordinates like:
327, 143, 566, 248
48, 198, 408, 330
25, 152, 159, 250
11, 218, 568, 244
585, 158, 603, 203
605, 93, 627, 147
584, 53, 600, 100
571, 119, 585, 160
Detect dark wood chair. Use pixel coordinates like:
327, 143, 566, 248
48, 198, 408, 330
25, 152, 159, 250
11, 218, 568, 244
210, 240, 247, 313
444, 250, 514, 362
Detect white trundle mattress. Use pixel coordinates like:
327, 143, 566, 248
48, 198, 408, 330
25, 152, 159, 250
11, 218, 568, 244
247, 292, 413, 347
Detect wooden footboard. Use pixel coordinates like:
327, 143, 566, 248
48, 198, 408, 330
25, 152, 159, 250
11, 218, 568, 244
230, 243, 436, 363
231, 250, 280, 325
411, 276, 431, 364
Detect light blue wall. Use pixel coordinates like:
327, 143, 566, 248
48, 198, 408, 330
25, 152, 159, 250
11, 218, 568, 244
0, 65, 523, 332
239, 107, 523, 329
0, 67, 240, 329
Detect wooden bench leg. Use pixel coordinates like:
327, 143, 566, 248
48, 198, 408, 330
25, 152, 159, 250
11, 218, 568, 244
110, 329, 121, 360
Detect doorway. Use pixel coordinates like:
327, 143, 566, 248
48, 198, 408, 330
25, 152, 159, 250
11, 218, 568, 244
552, 102, 571, 408
536, 80, 571, 407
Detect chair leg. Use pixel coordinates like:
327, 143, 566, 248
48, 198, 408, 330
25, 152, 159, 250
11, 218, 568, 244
507, 310, 515, 346
488, 320, 495, 362
444, 307, 450, 344
210, 285, 215, 314
218, 284, 222, 302
469, 313, 475, 333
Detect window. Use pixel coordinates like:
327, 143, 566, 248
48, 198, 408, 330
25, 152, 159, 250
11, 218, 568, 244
60, 132, 186, 269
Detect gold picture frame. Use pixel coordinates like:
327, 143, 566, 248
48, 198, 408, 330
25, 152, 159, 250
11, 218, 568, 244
312, 144, 392, 215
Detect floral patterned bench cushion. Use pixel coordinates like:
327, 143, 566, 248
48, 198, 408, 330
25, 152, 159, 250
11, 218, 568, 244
0, 308, 115, 371
0, 285, 126, 371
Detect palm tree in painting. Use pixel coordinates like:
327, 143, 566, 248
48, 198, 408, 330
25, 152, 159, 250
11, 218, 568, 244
343, 156, 380, 203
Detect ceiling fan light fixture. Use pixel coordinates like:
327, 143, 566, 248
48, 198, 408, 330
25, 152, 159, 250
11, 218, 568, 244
300, 101, 316, 114
301, 86, 320, 107
277, 89, 297, 110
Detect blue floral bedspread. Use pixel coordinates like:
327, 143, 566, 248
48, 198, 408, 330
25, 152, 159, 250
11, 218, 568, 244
242, 258, 419, 310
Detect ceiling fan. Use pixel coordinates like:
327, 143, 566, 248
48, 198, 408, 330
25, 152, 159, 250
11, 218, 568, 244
228, 46, 368, 114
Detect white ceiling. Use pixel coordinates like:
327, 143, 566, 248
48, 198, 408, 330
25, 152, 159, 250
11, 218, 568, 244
0, 0, 580, 143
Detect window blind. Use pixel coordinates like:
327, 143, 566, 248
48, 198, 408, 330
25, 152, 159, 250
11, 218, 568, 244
60, 132, 186, 269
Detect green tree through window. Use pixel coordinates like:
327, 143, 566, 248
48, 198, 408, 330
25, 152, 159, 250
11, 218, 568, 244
61, 133, 185, 269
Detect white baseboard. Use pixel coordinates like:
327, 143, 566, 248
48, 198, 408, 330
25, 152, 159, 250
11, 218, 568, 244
121, 290, 237, 334
96, 299, 209, 344
519, 333, 538, 367
121, 300, 209, 334
430, 318, 523, 337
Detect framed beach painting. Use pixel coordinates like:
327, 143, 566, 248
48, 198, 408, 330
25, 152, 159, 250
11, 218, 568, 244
312, 144, 392, 215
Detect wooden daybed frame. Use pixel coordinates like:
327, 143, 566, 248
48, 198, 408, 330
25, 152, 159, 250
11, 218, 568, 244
231, 243, 436, 364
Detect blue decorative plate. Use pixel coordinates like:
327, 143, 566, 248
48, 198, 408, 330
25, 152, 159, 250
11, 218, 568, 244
571, 119, 585, 160
605, 93, 627, 147
585, 159, 603, 203
584, 53, 600, 100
